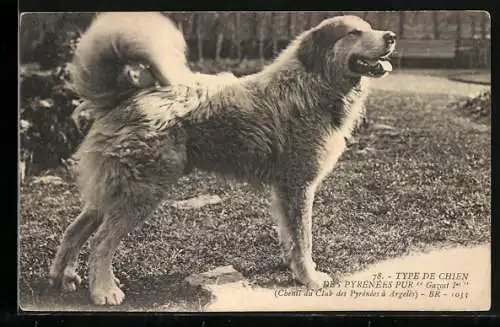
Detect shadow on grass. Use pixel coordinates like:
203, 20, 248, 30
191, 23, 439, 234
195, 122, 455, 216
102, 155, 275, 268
19, 273, 213, 312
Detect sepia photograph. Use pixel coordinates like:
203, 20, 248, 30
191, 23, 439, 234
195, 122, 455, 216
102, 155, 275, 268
18, 11, 491, 312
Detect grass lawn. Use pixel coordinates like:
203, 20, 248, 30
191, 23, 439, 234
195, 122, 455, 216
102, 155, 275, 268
18, 70, 491, 311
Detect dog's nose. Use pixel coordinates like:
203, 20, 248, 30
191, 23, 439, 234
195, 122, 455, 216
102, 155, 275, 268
383, 31, 396, 45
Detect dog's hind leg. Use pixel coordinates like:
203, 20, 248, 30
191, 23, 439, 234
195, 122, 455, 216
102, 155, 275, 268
87, 197, 160, 306
49, 204, 103, 292
272, 183, 332, 289
270, 189, 294, 268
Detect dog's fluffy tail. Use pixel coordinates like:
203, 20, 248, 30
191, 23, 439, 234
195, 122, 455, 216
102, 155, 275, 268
68, 12, 192, 109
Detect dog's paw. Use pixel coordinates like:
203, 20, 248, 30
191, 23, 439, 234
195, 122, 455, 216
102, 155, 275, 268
61, 268, 82, 292
90, 284, 125, 305
48, 263, 61, 286
293, 269, 332, 289
280, 253, 291, 268
113, 275, 122, 288
48, 271, 58, 287
48, 267, 82, 292
280, 256, 317, 271
305, 271, 333, 289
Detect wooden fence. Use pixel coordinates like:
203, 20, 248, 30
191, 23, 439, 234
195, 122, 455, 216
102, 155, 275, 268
19, 11, 491, 67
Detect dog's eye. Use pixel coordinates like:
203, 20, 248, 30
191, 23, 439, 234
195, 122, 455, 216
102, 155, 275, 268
347, 30, 362, 36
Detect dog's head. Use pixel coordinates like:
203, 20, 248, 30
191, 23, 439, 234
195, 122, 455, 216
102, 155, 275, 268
297, 15, 396, 80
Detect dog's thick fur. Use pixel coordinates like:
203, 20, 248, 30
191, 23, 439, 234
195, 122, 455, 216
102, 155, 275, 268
49, 12, 396, 305
68, 12, 237, 125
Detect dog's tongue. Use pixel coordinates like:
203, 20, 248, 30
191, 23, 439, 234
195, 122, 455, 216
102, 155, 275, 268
379, 60, 393, 72
365, 59, 393, 72
364, 59, 393, 78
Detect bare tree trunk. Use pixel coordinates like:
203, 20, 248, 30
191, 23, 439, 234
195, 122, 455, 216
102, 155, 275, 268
288, 12, 295, 39
250, 12, 259, 59
480, 11, 487, 39
234, 12, 242, 60
271, 12, 278, 57
215, 33, 223, 62
377, 11, 385, 29
176, 13, 185, 35
480, 12, 489, 67
433, 11, 440, 39
455, 12, 462, 57
306, 12, 313, 28
194, 13, 204, 64
258, 13, 265, 65
399, 11, 405, 39
470, 13, 477, 38
469, 13, 479, 67
214, 13, 228, 62
182, 14, 193, 41
33, 21, 47, 48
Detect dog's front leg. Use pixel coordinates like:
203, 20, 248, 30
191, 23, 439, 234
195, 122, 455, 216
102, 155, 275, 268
271, 183, 332, 288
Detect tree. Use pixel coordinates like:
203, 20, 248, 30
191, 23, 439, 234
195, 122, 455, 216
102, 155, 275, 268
480, 11, 488, 39
455, 12, 462, 57
306, 11, 313, 28
232, 12, 242, 60
193, 13, 204, 63
257, 12, 266, 64
271, 12, 279, 58
377, 11, 385, 29
213, 12, 230, 62
287, 12, 295, 40
433, 11, 440, 39
470, 12, 477, 38
399, 12, 405, 39
170, 12, 186, 35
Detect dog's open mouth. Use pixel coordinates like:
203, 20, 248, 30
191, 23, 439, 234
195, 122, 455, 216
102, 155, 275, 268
348, 55, 393, 78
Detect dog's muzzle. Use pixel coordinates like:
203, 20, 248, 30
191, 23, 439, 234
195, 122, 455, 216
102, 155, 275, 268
348, 32, 396, 78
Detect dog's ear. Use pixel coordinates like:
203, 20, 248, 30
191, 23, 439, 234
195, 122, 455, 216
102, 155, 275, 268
297, 22, 347, 73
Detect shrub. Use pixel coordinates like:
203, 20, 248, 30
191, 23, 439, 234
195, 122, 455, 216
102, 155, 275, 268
449, 90, 491, 124
31, 19, 82, 70
19, 22, 95, 179
20, 64, 89, 177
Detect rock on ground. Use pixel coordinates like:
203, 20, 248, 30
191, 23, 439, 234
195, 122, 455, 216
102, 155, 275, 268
172, 194, 223, 210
